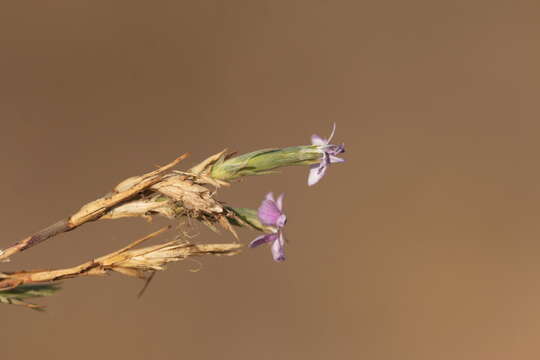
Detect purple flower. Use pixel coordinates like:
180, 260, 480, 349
248, 192, 287, 261
308, 123, 345, 186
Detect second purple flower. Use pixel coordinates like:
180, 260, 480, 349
248, 192, 287, 261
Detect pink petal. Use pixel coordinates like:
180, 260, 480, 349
265, 192, 275, 202
329, 155, 345, 163
307, 161, 328, 186
258, 199, 282, 226
249, 234, 277, 248
311, 134, 326, 146
276, 214, 287, 228
276, 193, 285, 211
271, 232, 285, 261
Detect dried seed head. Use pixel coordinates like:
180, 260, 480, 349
151, 175, 223, 215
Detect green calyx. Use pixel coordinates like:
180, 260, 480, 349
210, 145, 322, 181
227, 207, 276, 233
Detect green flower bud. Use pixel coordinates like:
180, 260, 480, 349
210, 146, 322, 181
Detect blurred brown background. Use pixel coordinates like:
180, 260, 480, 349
1, 1, 540, 359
